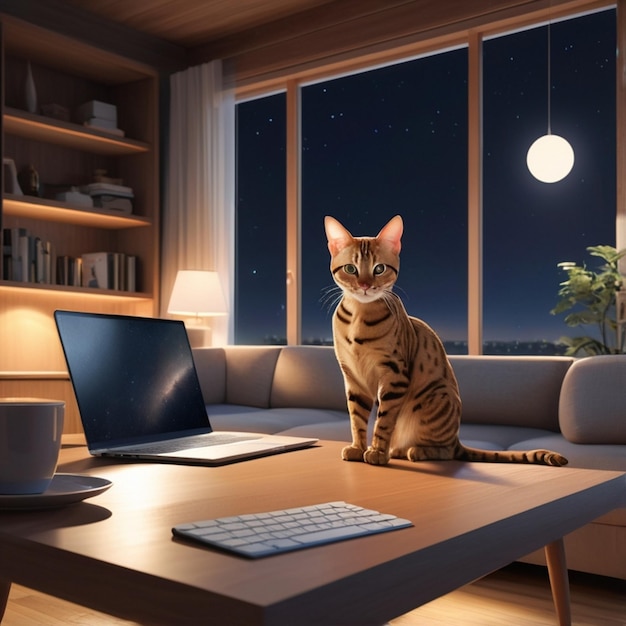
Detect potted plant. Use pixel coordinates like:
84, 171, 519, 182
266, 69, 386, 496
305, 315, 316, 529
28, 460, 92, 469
551, 245, 626, 356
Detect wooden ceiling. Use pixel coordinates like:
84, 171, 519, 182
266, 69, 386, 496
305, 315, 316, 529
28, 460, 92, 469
60, 0, 339, 48
27, 0, 602, 85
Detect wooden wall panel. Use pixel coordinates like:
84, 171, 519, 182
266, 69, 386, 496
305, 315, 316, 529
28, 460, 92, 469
0, 288, 153, 373
0, 376, 81, 433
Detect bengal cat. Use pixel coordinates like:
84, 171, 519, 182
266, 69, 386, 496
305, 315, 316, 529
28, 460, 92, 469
324, 214, 568, 467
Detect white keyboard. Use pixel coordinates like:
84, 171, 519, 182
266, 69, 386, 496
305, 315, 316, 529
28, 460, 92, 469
172, 501, 413, 558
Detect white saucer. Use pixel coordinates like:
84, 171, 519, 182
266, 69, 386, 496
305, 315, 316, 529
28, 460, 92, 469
0, 474, 112, 510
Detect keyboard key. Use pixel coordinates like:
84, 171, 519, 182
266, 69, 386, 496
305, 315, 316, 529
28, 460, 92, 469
290, 525, 371, 545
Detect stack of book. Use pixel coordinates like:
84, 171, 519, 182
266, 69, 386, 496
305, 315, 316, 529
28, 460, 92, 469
56, 256, 82, 287
1, 229, 138, 292
2, 227, 55, 284
81, 182, 134, 214
76, 100, 125, 136
82, 251, 136, 292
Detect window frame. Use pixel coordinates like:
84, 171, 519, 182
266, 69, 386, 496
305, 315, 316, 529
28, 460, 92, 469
234, 0, 623, 352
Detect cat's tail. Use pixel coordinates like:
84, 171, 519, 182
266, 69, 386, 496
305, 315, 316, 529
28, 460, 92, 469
455, 443, 568, 466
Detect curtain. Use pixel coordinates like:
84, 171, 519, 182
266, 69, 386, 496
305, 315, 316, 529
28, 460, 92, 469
161, 60, 235, 345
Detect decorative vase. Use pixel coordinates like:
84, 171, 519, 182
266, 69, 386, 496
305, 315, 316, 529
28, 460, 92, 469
18, 164, 40, 197
25, 61, 37, 114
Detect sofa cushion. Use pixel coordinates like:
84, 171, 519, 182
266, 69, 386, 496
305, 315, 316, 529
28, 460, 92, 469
559, 355, 626, 444
270, 346, 347, 410
459, 424, 557, 450
509, 434, 626, 471
224, 346, 282, 408
192, 347, 226, 404
278, 421, 352, 441
207, 404, 348, 435
449, 355, 573, 431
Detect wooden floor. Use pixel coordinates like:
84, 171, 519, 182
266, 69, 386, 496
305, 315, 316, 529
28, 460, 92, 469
393, 564, 626, 626
2, 563, 625, 625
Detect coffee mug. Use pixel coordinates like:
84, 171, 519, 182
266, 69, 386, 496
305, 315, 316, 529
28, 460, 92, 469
0, 398, 65, 495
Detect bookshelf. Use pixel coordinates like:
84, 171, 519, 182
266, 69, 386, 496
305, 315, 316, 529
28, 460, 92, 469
4, 107, 151, 154
0, 15, 160, 431
3, 194, 153, 229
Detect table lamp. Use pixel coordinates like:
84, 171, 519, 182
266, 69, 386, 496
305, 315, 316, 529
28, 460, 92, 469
167, 270, 228, 346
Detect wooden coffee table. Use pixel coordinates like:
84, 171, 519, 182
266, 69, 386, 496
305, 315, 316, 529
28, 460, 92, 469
0, 436, 624, 625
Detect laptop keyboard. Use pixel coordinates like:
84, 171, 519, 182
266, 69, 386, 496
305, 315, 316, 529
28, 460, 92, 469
115, 432, 260, 454
172, 501, 413, 558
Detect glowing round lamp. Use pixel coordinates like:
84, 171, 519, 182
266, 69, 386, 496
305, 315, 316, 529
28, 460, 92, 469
526, 134, 575, 183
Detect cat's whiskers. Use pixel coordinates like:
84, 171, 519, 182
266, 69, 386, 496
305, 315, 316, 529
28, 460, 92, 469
320, 285, 343, 314
380, 289, 398, 313
392, 283, 409, 300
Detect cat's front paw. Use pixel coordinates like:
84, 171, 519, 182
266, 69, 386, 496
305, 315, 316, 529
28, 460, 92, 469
363, 447, 390, 466
342, 445, 365, 462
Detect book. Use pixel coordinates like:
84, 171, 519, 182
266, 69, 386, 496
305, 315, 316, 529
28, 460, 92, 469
82, 182, 134, 198
14, 228, 26, 281
126, 256, 136, 292
92, 195, 133, 214
84, 116, 118, 130
2, 229, 12, 280
76, 100, 117, 124
81, 252, 136, 291
2, 228, 55, 284
55, 189, 93, 207
73, 258, 82, 287
35, 237, 45, 283
19, 231, 31, 283
57, 256, 72, 286
82, 252, 113, 289
83, 122, 125, 137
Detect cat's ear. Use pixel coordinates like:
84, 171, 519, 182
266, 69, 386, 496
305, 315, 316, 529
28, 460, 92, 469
377, 215, 403, 254
325, 216, 354, 255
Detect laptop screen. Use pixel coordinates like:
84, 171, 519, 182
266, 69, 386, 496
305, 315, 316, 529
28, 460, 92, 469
55, 311, 212, 448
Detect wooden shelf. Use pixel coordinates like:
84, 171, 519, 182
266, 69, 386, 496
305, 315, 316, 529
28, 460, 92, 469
0, 280, 151, 299
3, 108, 149, 156
2, 194, 152, 229
0, 15, 159, 375
0, 371, 68, 380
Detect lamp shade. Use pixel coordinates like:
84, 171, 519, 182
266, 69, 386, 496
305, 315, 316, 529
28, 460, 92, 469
167, 270, 228, 316
526, 134, 575, 183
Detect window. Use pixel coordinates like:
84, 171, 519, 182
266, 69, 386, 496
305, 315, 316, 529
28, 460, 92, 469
482, 9, 616, 354
235, 93, 287, 344
300, 49, 468, 350
235, 8, 617, 354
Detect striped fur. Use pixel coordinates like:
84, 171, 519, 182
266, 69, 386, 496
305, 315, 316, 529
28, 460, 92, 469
324, 215, 568, 467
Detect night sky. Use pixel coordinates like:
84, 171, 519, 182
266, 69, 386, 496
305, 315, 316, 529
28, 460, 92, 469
236, 8, 616, 350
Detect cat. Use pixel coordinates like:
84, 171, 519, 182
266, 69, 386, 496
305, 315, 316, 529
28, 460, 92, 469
324, 214, 568, 467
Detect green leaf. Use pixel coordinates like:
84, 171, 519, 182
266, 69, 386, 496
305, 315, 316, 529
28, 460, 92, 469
552, 244, 626, 355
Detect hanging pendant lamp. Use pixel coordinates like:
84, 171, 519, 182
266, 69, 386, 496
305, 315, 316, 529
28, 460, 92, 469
526, 21, 574, 183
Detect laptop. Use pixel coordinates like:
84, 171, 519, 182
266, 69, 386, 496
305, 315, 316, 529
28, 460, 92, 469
54, 310, 317, 465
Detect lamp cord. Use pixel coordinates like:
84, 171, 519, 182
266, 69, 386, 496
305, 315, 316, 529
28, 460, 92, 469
547, 21, 552, 135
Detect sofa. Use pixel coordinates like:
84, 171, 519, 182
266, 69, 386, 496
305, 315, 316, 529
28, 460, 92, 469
192, 345, 626, 580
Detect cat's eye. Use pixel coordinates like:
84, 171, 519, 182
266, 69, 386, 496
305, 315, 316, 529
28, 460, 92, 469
344, 264, 358, 275
373, 264, 386, 275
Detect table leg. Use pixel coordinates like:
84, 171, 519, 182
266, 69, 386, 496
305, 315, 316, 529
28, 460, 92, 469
0, 578, 11, 622
544, 539, 571, 626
